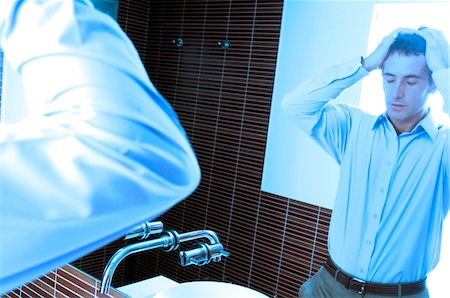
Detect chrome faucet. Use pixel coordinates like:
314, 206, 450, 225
124, 220, 164, 240
99, 222, 230, 294
179, 242, 229, 266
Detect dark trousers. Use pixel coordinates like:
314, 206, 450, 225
299, 267, 429, 298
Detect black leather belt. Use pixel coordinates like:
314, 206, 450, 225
324, 256, 426, 296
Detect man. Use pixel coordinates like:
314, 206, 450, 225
282, 27, 449, 297
0, 0, 200, 293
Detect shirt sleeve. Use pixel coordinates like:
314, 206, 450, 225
431, 68, 449, 116
0, 0, 200, 292
280, 57, 368, 163
432, 68, 450, 215
444, 142, 449, 218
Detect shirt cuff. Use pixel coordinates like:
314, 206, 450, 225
318, 56, 369, 87
431, 68, 449, 109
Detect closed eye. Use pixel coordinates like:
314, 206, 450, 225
383, 74, 396, 84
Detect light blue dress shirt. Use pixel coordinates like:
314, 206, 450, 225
0, 0, 200, 293
282, 57, 449, 283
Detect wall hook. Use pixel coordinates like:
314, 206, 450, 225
217, 40, 230, 49
171, 37, 184, 48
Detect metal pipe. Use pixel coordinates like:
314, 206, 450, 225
177, 230, 220, 245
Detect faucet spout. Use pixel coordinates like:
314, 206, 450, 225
100, 232, 176, 294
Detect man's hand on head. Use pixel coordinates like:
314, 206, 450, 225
362, 27, 416, 72
416, 27, 449, 73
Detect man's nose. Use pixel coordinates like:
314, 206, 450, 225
392, 82, 405, 99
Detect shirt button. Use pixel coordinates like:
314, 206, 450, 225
387, 161, 392, 166
366, 240, 371, 245
373, 214, 378, 219
380, 188, 385, 193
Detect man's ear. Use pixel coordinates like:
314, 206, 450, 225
429, 79, 437, 94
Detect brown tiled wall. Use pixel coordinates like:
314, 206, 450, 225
97, 1, 330, 297
2, 265, 127, 298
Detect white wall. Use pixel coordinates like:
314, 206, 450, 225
262, 0, 449, 209
261, 0, 373, 209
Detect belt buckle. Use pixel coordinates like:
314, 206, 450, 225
348, 277, 366, 296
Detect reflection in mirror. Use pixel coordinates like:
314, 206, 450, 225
263, 0, 449, 297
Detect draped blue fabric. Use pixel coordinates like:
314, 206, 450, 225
0, 0, 200, 293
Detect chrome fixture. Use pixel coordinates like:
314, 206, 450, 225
100, 223, 230, 294
124, 221, 164, 240
179, 242, 229, 267
171, 37, 184, 48
217, 40, 230, 49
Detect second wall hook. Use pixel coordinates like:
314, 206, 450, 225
217, 40, 230, 49
171, 37, 184, 48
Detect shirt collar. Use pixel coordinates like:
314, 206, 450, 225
372, 109, 439, 141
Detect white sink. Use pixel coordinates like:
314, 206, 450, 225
153, 281, 269, 298
118, 276, 268, 298
118, 276, 179, 298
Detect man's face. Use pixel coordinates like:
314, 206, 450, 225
382, 52, 436, 127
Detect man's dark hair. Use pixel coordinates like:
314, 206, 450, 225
385, 32, 432, 79
386, 32, 426, 57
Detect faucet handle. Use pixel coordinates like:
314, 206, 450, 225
124, 221, 164, 240
179, 242, 230, 267
211, 247, 230, 263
